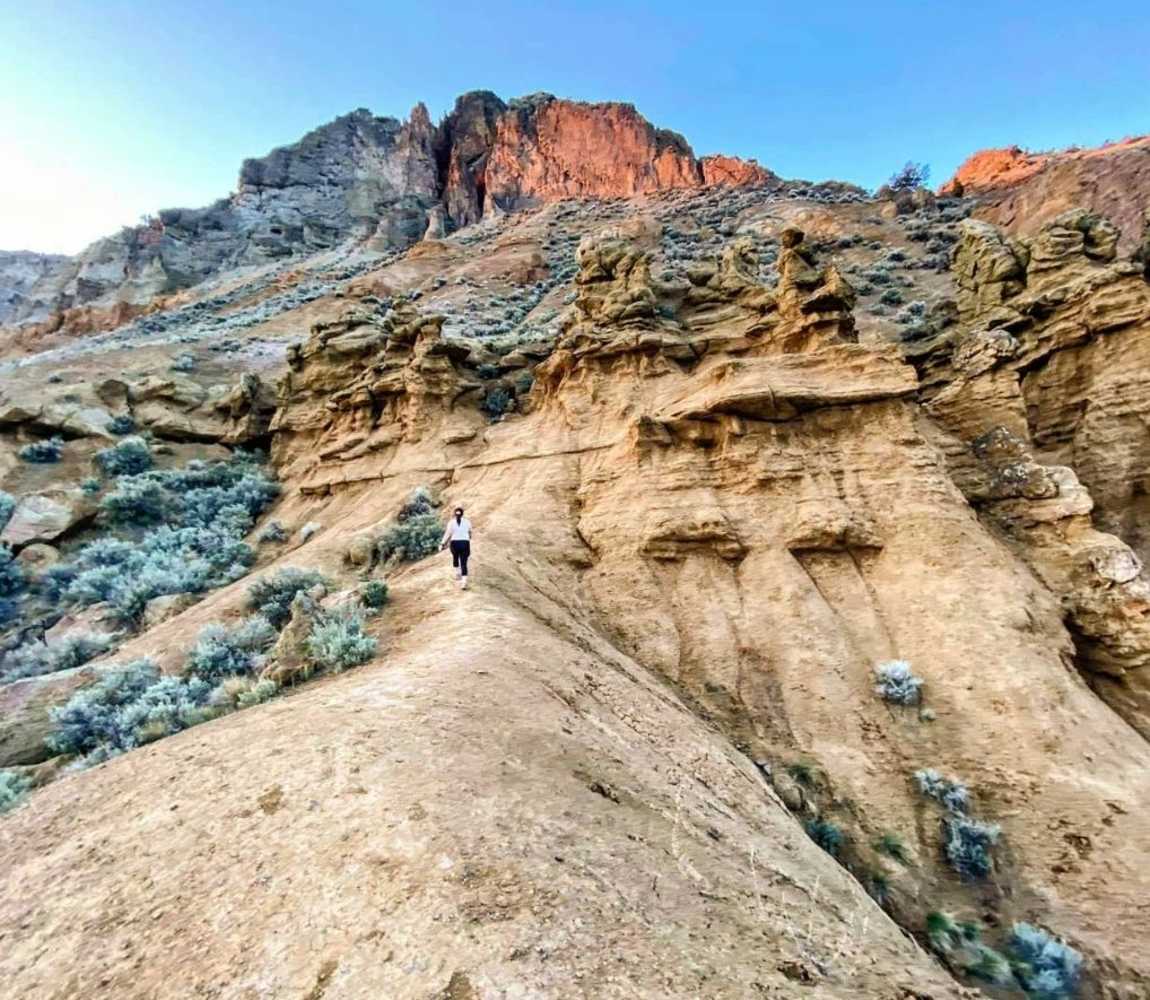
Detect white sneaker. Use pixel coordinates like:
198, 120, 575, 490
461, 577, 469, 590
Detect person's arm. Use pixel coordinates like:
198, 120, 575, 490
441, 520, 452, 549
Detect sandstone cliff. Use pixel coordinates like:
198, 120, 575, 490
942, 136, 1150, 254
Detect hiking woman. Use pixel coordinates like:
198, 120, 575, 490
441, 506, 473, 589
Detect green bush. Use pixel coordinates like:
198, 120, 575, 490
1, 632, 115, 683
873, 831, 910, 864
99, 478, 168, 524
944, 815, 1000, 880
787, 761, 816, 787
257, 521, 288, 544
914, 769, 969, 813
1008, 923, 1082, 1000
19, 437, 64, 463
397, 486, 436, 522
804, 817, 843, 856
48, 658, 224, 764
305, 609, 378, 671
874, 659, 924, 705
233, 678, 279, 708
0, 769, 31, 813
481, 386, 514, 419
361, 580, 389, 611
185, 616, 277, 682
247, 568, 328, 628
48, 659, 163, 757
94, 436, 153, 476
106, 414, 136, 435
880, 288, 904, 306
48, 455, 279, 622
0, 490, 14, 531
377, 513, 441, 563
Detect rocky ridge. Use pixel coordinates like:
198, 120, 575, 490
0, 92, 778, 335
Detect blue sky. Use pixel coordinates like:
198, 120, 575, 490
2, 0, 1148, 253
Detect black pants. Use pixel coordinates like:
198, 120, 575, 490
450, 540, 470, 576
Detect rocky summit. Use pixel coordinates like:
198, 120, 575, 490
1, 92, 1149, 1000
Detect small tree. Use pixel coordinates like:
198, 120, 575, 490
888, 162, 931, 191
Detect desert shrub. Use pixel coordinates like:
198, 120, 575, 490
804, 817, 843, 856
81, 477, 102, 496
377, 514, 441, 563
51, 455, 277, 621
94, 436, 153, 476
874, 831, 910, 864
1008, 924, 1082, 1000
305, 609, 377, 672
0, 546, 24, 596
170, 353, 196, 372
476, 363, 500, 380
888, 162, 931, 191
111, 675, 220, 748
0, 633, 114, 683
944, 815, 1000, 879
361, 580, 389, 611
515, 372, 535, 395
787, 761, 817, 787
880, 288, 904, 306
48, 659, 162, 756
19, 437, 64, 463
481, 386, 514, 419
397, 486, 436, 522
185, 616, 276, 682
928, 912, 1014, 987
874, 660, 924, 705
299, 521, 322, 542
48, 658, 226, 764
63, 526, 255, 621
0, 491, 14, 530
927, 910, 980, 953
247, 568, 328, 628
106, 414, 136, 435
914, 769, 970, 813
99, 478, 169, 524
0, 769, 31, 813
257, 521, 288, 544
233, 678, 279, 708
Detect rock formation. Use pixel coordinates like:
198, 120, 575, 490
1, 93, 778, 336
919, 208, 1150, 737
942, 135, 1150, 253
6, 112, 1150, 998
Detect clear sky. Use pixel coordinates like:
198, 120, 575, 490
2, 0, 1148, 254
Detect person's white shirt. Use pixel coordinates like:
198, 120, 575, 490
442, 516, 472, 544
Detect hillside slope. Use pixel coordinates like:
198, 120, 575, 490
3, 149, 1150, 997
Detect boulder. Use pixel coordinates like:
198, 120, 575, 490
0, 668, 94, 766
0, 490, 95, 546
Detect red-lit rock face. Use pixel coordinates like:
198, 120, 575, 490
942, 136, 1150, 252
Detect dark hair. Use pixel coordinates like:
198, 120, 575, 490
454, 507, 464, 516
